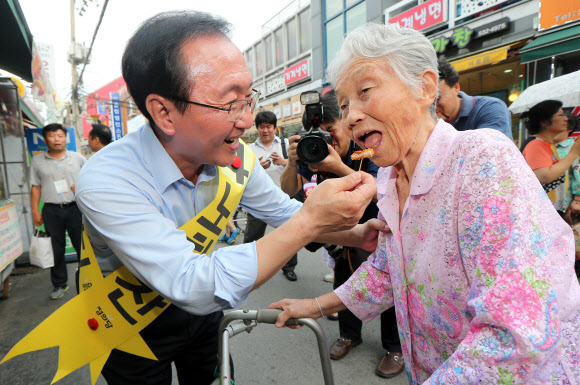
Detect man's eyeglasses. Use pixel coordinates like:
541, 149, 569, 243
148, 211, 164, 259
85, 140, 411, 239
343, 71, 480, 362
173, 89, 260, 122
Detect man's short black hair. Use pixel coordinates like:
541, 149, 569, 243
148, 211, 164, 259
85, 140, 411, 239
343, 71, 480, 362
42, 123, 67, 138
121, 11, 232, 124
255, 111, 277, 127
89, 124, 112, 146
438, 57, 460, 87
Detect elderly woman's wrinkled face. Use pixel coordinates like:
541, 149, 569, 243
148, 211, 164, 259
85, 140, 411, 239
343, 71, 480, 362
336, 60, 425, 168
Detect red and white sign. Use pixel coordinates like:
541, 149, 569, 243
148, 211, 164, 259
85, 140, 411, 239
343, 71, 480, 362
388, 0, 446, 31
285, 59, 310, 86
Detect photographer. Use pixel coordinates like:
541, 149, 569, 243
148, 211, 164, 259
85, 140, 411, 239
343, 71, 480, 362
280, 90, 404, 378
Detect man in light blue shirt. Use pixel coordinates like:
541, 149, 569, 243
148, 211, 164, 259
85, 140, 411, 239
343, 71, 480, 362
75, 11, 380, 385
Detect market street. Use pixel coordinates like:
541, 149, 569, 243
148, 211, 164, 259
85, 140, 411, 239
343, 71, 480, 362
0, 232, 409, 385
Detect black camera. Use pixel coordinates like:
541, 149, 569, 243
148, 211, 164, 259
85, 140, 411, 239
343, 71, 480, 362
297, 91, 333, 165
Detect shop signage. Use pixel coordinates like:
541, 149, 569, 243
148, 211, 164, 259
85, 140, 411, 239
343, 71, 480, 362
456, 0, 510, 20
539, 0, 580, 30
110, 92, 123, 141
450, 45, 509, 72
283, 104, 291, 118
388, 0, 446, 31
474, 17, 510, 39
97, 100, 107, 114
266, 75, 285, 95
431, 26, 473, 53
292, 101, 302, 115
273, 107, 282, 119
0, 202, 23, 271
284, 59, 310, 86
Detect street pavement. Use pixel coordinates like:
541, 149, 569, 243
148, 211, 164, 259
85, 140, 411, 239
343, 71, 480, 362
0, 228, 409, 385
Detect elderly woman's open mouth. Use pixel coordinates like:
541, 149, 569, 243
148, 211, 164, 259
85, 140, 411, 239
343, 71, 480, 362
356, 130, 382, 150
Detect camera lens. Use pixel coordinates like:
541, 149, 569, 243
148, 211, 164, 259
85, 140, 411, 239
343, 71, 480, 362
297, 136, 329, 164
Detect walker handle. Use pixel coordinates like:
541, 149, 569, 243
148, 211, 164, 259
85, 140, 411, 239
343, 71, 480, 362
256, 309, 299, 326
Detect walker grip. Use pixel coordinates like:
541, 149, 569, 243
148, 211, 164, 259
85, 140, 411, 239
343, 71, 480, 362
256, 309, 299, 326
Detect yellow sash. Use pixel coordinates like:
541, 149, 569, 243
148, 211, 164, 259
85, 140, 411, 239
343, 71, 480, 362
1, 143, 255, 384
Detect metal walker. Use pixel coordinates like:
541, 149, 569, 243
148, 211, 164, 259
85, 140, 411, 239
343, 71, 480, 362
215, 309, 335, 385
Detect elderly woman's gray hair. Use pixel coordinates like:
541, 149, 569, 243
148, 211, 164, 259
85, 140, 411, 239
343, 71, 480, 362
327, 22, 439, 117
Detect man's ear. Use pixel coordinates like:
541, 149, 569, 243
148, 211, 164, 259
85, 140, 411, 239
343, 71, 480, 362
145, 94, 178, 136
453, 81, 461, 95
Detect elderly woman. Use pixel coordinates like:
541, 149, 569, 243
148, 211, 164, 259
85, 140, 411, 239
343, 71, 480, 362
269, 23, 580, 384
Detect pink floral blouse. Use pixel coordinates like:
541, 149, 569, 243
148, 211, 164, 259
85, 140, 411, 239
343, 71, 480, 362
336, 120, 580, 384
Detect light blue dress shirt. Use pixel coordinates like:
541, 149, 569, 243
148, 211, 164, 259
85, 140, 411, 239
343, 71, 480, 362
76, 123, 302, 315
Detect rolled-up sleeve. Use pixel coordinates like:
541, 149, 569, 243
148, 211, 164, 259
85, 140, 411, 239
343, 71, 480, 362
77, 184, 259, 315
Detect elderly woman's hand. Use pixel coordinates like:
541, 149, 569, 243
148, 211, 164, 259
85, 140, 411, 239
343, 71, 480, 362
351, 218, 390, 252
268, 293, 346, 328
267, 298, 318, 328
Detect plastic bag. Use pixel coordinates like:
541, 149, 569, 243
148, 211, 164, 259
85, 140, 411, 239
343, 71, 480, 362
29, 229, 54, 268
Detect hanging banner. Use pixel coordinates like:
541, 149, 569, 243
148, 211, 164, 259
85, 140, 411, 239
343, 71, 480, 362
31, 43, 57, 123
109, 92, 123, 141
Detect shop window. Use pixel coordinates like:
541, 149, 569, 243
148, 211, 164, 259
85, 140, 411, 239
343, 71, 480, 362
299, 9, 311, 53
274, 28, 284, 67
326, 0, 343, 18
245, 49, 255, 78
326, 16, 344, 65
255, 42, 264, 77
346, 2, 366, 34
534, 57, 552, 84
555, 51, 580, 77
265, 35, 273, 72
323, 0, 366, 67
287, 18, 298, 59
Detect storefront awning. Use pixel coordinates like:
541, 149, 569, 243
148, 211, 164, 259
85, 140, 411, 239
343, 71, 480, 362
508, 70, 580, 114
20, 98, 43, 128
449, 45, 511, 72
0, 0, 33, 82
520, 25, 580, 63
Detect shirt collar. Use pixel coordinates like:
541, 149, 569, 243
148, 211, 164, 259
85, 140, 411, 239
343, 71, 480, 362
255, 136, 281, 149
141, 122, 216, 193
409, 119, 458, 195
44, 150, 69, 160
455, 91, 474, 122
375, 119, 458, 198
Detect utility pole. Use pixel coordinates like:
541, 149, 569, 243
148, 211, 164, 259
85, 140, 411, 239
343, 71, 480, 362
68, 0, 84, 151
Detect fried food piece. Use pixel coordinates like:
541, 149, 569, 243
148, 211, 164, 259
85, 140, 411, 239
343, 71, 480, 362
351, 148, 374, 160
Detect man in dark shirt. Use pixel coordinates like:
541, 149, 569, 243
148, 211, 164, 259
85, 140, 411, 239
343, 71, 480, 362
436, 58, 513, 139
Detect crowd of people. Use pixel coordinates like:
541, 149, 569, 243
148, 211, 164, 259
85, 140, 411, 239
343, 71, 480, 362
25, 10, 580, 385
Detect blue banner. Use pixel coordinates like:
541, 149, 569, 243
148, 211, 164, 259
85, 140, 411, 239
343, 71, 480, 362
110, 92, 123, 141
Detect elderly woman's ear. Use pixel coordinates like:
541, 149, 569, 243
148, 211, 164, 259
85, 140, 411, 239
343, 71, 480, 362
418, 69, 439, 110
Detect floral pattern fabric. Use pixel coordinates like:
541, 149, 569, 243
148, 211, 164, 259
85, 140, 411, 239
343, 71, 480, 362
335, 120, 580, 384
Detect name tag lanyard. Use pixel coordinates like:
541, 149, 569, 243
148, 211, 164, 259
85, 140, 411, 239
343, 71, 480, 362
48, 154, 71, 199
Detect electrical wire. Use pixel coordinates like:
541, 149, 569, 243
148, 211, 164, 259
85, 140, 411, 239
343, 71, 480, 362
73, 0, 109, 94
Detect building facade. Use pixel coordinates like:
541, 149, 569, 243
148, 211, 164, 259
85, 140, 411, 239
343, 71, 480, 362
310, 0, 580, 143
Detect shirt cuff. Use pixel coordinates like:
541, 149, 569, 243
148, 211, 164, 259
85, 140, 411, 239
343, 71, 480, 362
213, 241, 258, 308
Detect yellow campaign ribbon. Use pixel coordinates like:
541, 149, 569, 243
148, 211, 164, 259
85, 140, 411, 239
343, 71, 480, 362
1, 142, 255, 384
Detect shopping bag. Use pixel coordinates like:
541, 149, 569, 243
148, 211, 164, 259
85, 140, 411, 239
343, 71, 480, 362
29, 229, 54, 268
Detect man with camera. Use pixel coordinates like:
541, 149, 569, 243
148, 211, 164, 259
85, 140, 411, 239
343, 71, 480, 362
245, 111, 299, 281
280, 90, 404, 378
